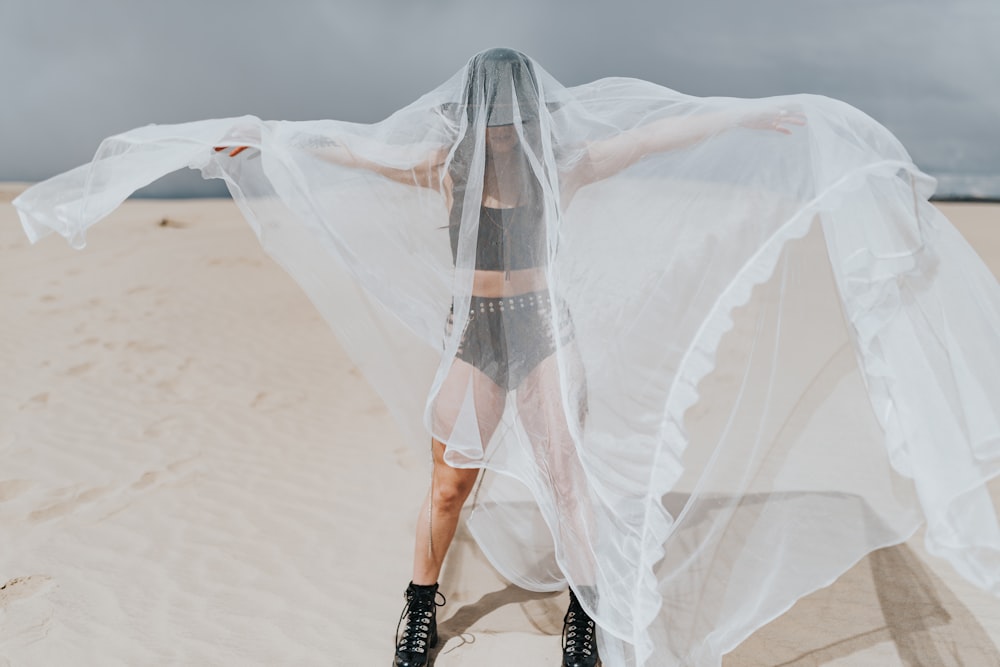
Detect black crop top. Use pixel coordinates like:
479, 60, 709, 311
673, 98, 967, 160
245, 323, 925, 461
448, 201, 548, 271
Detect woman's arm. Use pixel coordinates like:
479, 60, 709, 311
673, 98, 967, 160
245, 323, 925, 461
563, 109, 805, 197
306, 141, 450, 192
216, 142, 450, 192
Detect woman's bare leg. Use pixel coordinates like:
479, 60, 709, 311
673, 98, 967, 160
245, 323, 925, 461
412, 359, 505, 585
411, 438, 480, 584
515, 349, 596, 584
516, 349, 602, 666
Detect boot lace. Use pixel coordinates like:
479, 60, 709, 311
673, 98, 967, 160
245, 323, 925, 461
395, 586, 445, 657
562, 596, 597, 661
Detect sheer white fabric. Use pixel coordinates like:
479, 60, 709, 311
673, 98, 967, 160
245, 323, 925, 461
14, 49, 1000, 666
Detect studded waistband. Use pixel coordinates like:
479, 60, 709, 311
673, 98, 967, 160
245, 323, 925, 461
466, 292, 552, 314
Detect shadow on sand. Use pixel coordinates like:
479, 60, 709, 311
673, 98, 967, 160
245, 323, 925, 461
428, 536, 997, 666
728, 543, 1000, 666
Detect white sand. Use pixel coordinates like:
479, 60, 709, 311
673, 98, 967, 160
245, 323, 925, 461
1, 185, 997, 666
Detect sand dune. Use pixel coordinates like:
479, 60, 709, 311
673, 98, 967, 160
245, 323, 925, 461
1, 185, 997, 665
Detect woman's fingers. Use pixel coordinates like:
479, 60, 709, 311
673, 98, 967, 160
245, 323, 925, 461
742, 109, 807, 134
773, 110, 807, 133
212, 145, 250, 157
780, 111, 807, 127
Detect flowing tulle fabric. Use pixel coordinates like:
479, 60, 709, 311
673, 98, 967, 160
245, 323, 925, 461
13, 50, 1000, 666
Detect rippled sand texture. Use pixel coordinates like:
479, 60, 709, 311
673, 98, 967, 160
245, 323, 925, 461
1, 185, 997, 666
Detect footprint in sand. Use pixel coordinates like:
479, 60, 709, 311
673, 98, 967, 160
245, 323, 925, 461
72, 337, 101, 349
153, 357, 196, 393
124, 340, 168, 353
0, 576, 54, 608
132, 471, 160, 491
0, 576, 56, 648
19, 392, 49, 411
166, 457, 200, 476
129, 457, 200, 492
65, 362, 94, 376
250, 390, 306, 412
143, 416, 178, 438
28, 485, 109, 523
0, 480, 34, 503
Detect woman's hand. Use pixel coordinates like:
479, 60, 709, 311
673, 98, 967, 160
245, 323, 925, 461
738, 109, 807, 135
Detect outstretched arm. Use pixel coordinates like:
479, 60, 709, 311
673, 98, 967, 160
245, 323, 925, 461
305, 141, 450, 192
215, 142, 450, 192
564, 109, 805, 196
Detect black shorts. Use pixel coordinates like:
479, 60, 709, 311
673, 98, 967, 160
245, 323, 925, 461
448, 291, 576, 391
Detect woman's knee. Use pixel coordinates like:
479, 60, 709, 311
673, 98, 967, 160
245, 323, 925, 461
432, 465, 478, 513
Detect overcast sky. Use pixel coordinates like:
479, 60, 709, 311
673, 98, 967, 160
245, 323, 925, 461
3, 0, 998, 198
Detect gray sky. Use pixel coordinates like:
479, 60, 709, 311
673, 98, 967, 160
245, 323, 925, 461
3, 0, 998, 198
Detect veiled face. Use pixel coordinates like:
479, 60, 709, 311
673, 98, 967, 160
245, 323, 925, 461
466, 48, 541, 127
486, 124, 519, 153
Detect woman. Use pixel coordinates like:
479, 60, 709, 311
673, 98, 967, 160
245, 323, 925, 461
14, 48, 1000, 667
220, 48, 799, 667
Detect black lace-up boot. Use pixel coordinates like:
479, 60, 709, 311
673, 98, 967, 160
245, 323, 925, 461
394, 582, 445, 667
562, 588, 600, 667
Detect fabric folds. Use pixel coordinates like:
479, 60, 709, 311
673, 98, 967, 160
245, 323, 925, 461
14, 48, 1000, 666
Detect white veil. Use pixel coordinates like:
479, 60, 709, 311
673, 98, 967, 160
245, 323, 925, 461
14, 48, 1000, 666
